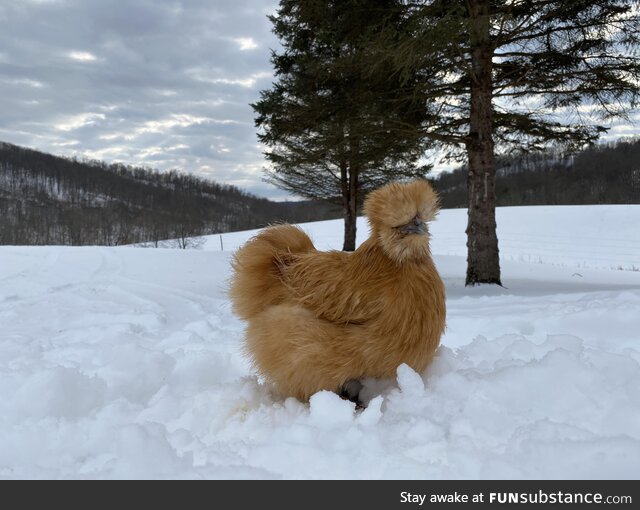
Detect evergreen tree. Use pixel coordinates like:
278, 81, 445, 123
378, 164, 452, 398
253, 0, 430, 251
395, 0, 640, 285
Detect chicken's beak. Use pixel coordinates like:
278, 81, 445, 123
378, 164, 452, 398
399, 215, 429, 235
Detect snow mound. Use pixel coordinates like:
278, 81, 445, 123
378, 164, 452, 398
2, 324, 639, 478
198, 334, 638, 480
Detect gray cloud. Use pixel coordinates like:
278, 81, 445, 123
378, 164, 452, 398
0, 0, 288, 198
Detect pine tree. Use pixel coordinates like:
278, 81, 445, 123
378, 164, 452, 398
253, 0, 430, 251
392, 0, 640, 285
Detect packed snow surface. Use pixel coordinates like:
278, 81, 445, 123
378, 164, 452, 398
1, 205, 639, 479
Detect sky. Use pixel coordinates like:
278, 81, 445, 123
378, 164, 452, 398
0, 0, 288, 199
0, 0, 638, 201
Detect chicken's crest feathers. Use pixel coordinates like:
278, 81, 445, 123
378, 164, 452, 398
363, 179, 440, 263
363, 179, 440, 230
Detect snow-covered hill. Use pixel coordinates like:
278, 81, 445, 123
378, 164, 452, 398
1, 205, 639, 479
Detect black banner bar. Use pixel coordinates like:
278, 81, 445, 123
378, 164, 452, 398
2, 480, 638, 509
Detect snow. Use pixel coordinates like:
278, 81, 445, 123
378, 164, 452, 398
1, 205, 639, 479
208, 204, 640, 271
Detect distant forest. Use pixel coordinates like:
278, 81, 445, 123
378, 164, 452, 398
433, 138, 640, 208
0, 142, 340, 246
1, 138, 638, 246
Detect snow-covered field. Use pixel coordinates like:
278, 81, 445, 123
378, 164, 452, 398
1, 205, 639, 479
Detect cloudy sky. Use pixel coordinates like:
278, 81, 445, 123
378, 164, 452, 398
1, 1, 638, 200
0, 0, 290, 198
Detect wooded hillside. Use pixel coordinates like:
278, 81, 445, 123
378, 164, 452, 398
433, 139, 640, 208
0, 142, 340, 246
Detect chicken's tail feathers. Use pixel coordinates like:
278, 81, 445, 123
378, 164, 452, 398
229, 224, 315, 320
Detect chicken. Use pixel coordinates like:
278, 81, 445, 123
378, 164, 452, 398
229, 179, 446, 401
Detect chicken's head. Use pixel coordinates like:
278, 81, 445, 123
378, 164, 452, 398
363, 179, 440, 263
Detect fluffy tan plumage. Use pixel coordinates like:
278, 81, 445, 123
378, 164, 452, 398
229, 179, 446, 401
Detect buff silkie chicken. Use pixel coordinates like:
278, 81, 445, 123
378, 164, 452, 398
229, 179, 446, 402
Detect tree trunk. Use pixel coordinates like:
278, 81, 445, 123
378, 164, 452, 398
465, 0, 501, 286
343, 198, 357, 251
341, 129, 359, 252
341, 160, 358, 252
